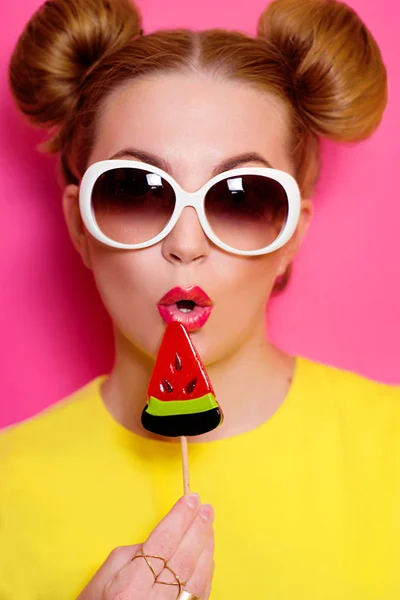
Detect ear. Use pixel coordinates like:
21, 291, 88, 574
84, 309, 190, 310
62, 184, 92, 270
277, 198, 313, 276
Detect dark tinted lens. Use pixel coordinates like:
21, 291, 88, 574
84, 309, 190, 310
91, 168, 175, 244
204, 174, 289, 251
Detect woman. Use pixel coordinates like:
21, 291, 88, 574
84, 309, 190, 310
1, 0, 399, 598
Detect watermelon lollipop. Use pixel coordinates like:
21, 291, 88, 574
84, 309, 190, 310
142, 322, 223, 437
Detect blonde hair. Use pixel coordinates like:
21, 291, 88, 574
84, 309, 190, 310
9, 0, 388, 288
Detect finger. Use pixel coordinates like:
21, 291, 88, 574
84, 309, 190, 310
142, 493, 201, 570
202, 570, 214, 600
104, 494, 201, 597
179, 530, 215, 600
201, 557, 215, 600
76, 544, 141, 598
161, 504, 214, 587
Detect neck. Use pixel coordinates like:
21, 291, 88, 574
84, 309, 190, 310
100, 324, 294, 443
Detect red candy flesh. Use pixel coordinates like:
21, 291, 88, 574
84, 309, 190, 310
147, 322, 215, 401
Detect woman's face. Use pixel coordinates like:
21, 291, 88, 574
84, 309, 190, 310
63, 72, 311, 364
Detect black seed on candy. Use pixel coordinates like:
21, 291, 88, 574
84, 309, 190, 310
162, 378, 174, 393
175, 353, 182, 372
185, 378, 197, 394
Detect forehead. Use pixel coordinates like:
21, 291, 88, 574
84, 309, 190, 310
90, 72, 294, 183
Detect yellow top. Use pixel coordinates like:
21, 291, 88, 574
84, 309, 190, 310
1, 357, 400, 600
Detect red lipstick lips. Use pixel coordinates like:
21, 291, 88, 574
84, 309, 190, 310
158, 286, 213, 332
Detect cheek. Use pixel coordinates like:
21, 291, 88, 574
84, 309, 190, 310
214, 251, 283, 296
86, 244, 167, 354
87, 242, 161, 306
203, 251, 284, 342
196, 252, 285, 363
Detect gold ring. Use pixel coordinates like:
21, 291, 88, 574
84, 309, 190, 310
177, 592, 201, 600
131, 548, 187, 597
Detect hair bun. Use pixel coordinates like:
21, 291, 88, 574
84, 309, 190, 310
257, 0, 387, 142
9, 0, 142, 134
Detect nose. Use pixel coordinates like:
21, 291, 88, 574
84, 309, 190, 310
161, 207, 210, 265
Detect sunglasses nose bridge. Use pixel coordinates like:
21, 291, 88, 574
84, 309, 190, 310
173, 189, 206, 231
170, 188, 209, 243
175, 188, 204, 210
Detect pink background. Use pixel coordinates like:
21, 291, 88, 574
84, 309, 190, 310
0, 0, 399, 429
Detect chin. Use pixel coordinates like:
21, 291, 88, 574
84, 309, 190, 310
185, 326, 231, 367
117, 312, 240, 366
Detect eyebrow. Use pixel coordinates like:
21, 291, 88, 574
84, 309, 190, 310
109, 148, 274, 175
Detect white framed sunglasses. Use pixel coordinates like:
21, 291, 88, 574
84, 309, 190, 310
79, 159, 301, 256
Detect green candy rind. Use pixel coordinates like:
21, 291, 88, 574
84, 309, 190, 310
145, 393, 218, 417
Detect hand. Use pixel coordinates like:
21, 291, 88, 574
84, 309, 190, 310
77, 493, 215, 599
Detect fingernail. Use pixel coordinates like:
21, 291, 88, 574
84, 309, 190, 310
185, 493, 201, 509
199, 504, 214, 522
